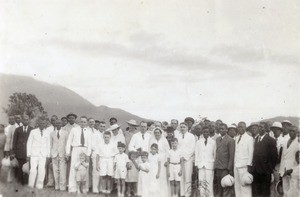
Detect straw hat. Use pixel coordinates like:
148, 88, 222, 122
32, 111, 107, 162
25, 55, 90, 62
126, 119, 139, 126
106, 124, 121, 131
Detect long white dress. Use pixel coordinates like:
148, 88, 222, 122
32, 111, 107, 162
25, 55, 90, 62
148, 154, 161, 197
138, 162, 150, 197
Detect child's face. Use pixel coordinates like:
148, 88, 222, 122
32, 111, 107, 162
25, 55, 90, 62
150, 147, 157, 155
118, 147, 125, 153
167, 132, 174, 137
141, 155, 147, 162
130, 153, 137, 160
171, 141, 178, 149
80, 156, 85, 162
104, 134, 111, 143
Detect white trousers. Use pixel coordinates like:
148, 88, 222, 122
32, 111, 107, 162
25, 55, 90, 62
68, 146, 89, 193
29, 156, 46, 189
52, 156, 67, 190
282, 175, 291, 197
198, 168, 214, 197
180, 157, 194, 197
234, 166, 252, 197
92, 151, 100, 193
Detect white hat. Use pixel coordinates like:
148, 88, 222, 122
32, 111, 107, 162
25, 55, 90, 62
241, 172, 253, 186
22, 162, 30, 174
282, 120, 292, 125
221, 174, 235, 187
1, 157, 11, 167
106, 124, 120, 132
228, 124, 237, 129
10, 158, 19, 167
271, 122, 282, 129
126, 119, 139, 126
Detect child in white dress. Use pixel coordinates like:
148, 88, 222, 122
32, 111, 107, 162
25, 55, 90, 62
148, 143, 162, 197
126, 151, 139, 196
136, 151, 150, 197
75, 153, 89, 194
114, 142, 130, 197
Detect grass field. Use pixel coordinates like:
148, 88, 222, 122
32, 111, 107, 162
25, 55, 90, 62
0, 182, 117, 197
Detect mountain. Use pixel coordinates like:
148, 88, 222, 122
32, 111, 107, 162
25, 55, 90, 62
0, 73, 148, 128
260, 116, 299, 127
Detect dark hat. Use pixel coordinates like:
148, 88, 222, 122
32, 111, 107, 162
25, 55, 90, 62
140, 151, 148, 157
166, 126, 175, 133
66, 113, 77, 119
184, 117, 195, 124
109, 117, 117, 122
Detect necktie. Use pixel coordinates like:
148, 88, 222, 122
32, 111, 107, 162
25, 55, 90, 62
142, 134, 144, 140
258, 136, 261, 142
81, 128, 85, 146
205, 139, 207, 146
40, 129, 43, 137
237, 135, 242, 144
24, 126, 27, 133
57, 130, 60, 139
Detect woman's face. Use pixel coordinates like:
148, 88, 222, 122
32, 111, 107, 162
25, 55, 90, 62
154, 129, 161, 139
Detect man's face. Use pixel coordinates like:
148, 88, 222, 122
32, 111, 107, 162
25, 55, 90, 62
203, 128, 209, 139
22, 116, 30, 126
171, 120, 178, 130
154, 122, 162, 128
209, 122, 216, 134
94, 122, 100, 130
15, 116, 21, 123
88, 119, 95, 128
56, 120, 62, 130
228, 128, 236, 138
103, 134, 111, 143
99, 123, 106, 132
140, 123, 147, 133
51, 117, 57, 126
38, 120, 47, 130
186, 121, 193, 129
149, 124, 155, 131
289, 127, 297, 140
250, 125, 259, 137
68, 116, 76, 124
237, 122, 246, 135
193, 125, 202, 137
8, 117, 15, 125
61, 118, 68, 127
180, 124, 188, 133
154, 129, 161, 139
258, 124, 266, 136
219, 125, 227, 136
282, 123, 291, 135
80, 118, 88, 128
273, 128, 282, 138
110, 119, 117, 126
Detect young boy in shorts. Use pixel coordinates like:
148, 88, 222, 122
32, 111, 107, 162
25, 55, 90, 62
114, 142, 130, 196
167, 138, 183, 197
96, 131, 118, 194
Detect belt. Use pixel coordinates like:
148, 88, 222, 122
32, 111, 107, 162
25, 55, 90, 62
170, 162, 181, 165
100, 156, 114, 159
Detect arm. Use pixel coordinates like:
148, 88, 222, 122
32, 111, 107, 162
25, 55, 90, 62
183, 134, 196, 161
166, 158, 170, 177
269, 138, 279, 170
4, 127, 11, 152
128, 135, 136, 152
96, 154, 100, 171
139, 164, 150, 173
227, 139, 235, 172
66, 128, 74, 156
47, 134, 51, 158
194, 141, 199, 167
247, 137, 254, 166
27, 131, 33, 157
156, 160, 161, 179
179, 157, 183, 176
86, 132, 92, 156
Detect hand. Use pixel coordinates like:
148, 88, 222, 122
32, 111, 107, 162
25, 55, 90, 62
66, 155, 70, 161
178, 170, 182, 176
156, 174, 159, 179
182, 157, 187, 162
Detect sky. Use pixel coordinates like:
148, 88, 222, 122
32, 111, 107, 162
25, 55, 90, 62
0, 0, 299, 125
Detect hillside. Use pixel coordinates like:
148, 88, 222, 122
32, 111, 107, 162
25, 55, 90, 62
261, 116, 299, 127
0, 73, 147, 127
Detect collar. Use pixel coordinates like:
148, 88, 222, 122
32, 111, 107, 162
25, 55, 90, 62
259, 133, 266, 141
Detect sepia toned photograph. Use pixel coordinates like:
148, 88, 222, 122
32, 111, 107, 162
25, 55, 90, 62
0, 0, 299, 197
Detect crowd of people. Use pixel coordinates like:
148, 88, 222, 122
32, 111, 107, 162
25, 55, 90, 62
0, 113, 299, 197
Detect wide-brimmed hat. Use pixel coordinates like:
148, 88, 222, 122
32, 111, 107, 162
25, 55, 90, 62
184, 117, 195, 124
247, 122, 259, 130
271, 122, 283, 130
66, 113, 77, 119
281, 120, 292, 125
228, 124, 237, 129
126, 119, 139, 126
106, 124, 121, 131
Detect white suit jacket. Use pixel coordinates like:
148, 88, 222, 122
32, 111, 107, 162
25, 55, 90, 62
279, 138, 299, 176
195, 137, 216, 169
175, 131, 196, 161
234, 132, 254, 168
50, 129, 68, 158
27, 128, 50, 157
4, 124, 16, 151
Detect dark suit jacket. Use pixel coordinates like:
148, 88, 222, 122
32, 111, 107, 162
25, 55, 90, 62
12, 126, 33, 159
215, 134, 235, 171
253, 134, 278, 175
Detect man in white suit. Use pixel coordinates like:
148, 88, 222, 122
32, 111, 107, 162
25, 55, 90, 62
195, 126, 216, 197
234, 122, 254, 197
4, 116, 16, 183
66, 116, 92, 193
175, 122, 196, 197
50, 119, 68, 191
27, 118, 50, 189
279, 125, 299, 196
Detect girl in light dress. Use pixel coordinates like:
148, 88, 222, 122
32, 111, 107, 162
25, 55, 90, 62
125, 151, 139, 196
148, 143, 162, 197
135, 151, 150, 197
